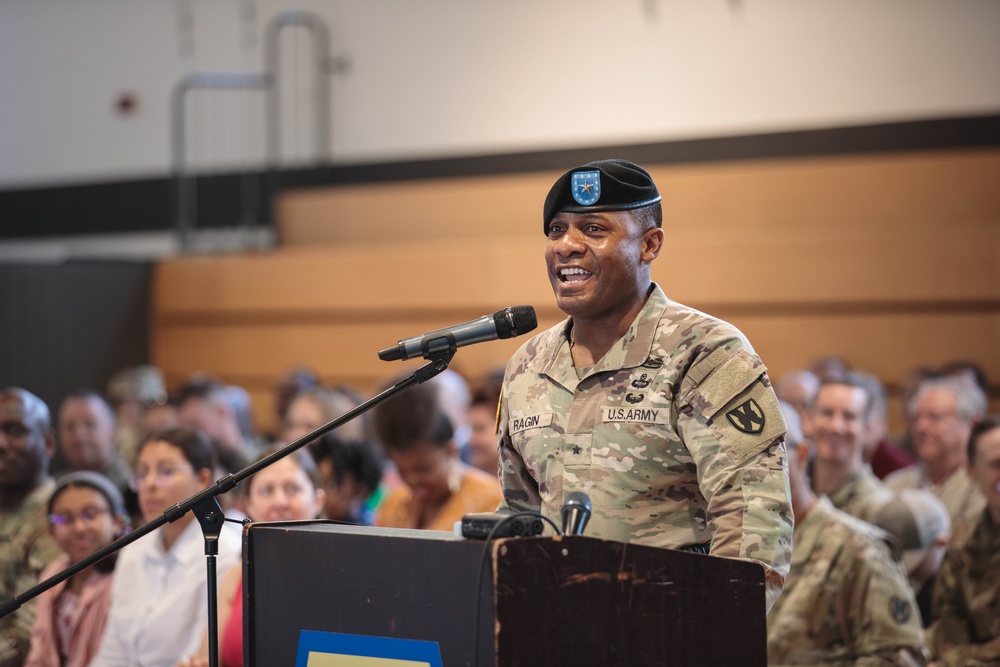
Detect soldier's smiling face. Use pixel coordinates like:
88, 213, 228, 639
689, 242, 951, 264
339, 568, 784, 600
544, 210, 661, 324
811, 383, 869, 465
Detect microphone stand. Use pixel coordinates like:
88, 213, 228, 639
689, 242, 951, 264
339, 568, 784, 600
0, 351, 455, 667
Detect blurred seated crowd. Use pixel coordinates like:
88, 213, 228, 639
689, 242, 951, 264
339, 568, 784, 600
0, 356, 996, 666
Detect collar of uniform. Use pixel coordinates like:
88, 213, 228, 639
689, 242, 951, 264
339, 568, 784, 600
541, 283, 666, 388
0, 477, 56, 532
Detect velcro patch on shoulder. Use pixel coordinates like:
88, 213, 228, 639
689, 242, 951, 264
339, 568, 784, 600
686, 348, 766, 419
713, 379, 786, 463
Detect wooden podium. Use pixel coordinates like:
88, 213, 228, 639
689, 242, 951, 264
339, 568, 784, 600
244, 521, 766, 666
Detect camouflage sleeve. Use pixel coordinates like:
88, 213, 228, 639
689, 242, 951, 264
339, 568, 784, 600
677, 347, 793, 612
847, 538, 928, 665
0, 531, 60, 667
928, 547, 1000, 666
496, 390, 542, 514
927, 546, 971, 661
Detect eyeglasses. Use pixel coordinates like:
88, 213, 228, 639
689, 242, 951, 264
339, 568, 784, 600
49, 506, 110, 527
129, 464, 194, 490
250, 482, 308, 500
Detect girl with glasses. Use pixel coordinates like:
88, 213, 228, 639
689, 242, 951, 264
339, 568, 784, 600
24, 471, 129, 667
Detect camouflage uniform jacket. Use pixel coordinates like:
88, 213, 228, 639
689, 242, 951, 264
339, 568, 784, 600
0, 479, 61, 667
885, 464, 985, 542
829, 465, 894, 524
927, 509, 1000, 666
767, 496, 928, 666
498, 285, 792, 610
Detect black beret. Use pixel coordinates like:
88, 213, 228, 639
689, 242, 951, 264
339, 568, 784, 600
543, 159, 661, 233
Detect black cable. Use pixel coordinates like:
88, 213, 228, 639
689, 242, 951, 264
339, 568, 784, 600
470, 512, 561, 666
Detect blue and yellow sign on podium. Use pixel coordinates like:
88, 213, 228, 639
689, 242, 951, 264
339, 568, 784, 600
295, 630, 444, 667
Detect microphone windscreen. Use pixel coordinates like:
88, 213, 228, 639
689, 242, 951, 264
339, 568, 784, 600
493, 306, 537, 339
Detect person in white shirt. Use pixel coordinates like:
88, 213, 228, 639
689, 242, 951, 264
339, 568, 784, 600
92, 427, 242, 667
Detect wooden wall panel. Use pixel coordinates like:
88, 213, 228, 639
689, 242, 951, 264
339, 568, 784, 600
153, 148, 1000, 436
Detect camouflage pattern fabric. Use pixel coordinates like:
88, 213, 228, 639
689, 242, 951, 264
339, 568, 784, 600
885, 465, 986, 543
927, 510, 1000, 666
0, 479, 61, 667
497, 284, 793, 610
829, 465, 894, 524
767, 496, 928, 666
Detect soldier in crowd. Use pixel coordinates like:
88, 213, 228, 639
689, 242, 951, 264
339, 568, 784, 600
768, 402, 928, 666
496, 159, 792, 611
55, 389, 132, 498
874, 489, 952, 627
809, 372, 894, 523
0, 388, 62, 667
927, 416, 1000, 666
886, 377, 987, 539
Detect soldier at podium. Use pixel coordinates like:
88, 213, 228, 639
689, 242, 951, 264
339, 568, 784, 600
497, 159, 793, 610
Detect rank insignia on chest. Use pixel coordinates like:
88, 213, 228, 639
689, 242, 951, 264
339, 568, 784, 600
725, 398, 765, 434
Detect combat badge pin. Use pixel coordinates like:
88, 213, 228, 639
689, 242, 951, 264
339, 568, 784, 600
890, 596, 912, 624
726, 398, 765, 434
571, 170, 601, 206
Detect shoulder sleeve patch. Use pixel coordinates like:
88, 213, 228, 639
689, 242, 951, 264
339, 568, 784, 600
712, 378, 787, 463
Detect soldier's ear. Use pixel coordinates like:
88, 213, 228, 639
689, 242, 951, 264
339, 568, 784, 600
640, 227, 664, 263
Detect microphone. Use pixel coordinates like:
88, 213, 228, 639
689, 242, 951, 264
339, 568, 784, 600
561, 491, 592, 536
378, 306, 537, 361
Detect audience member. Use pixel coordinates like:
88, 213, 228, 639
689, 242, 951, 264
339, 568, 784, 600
466, 371, 504, 475
874, 490, 952, 627
810, 373, 894, 523
24, 472, 129, 667
140, 400, 179, 438
105, 366, 168, 468
767, 402, 927, 665
0, 389, 63, 667
313, 434, 383, 525
853, 371, 917, 479
774, 369, 819, 440
885, 377, 987, 539
55, 391, 131, 498
927, 416, 1000, 666
177, 447, 326, 667
271, 367, 320, 430
92, 427, 241, 666
175, 377, 260, 459
281, 386, 367, 449
371, 379, 502, 531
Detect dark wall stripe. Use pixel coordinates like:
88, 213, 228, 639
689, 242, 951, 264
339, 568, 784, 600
2, 114, 999, 240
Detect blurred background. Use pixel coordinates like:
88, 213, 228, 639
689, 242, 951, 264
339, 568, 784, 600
1, 0, 998, 437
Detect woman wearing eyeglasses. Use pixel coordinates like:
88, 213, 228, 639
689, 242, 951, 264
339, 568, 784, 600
91, 427, 242, 667
24, 471, 129, 667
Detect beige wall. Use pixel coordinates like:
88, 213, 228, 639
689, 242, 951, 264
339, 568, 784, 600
152, 148, 1000, 435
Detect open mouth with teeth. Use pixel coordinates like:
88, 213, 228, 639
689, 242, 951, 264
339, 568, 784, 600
559, 267, 592, 283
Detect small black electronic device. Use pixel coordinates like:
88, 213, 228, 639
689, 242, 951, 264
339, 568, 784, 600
460, 512, 544, 540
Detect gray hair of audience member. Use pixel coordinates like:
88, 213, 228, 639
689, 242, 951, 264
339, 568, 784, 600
431, 369, 471, 432
851, 370, 889, 422
774, 369, 820, 403
874, 489, 951, 574
59, 388, 117, 424
809, 370, 877, 423
778, 401, 805, 450
1, 387, 52, 431
907, 376, 987, 423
